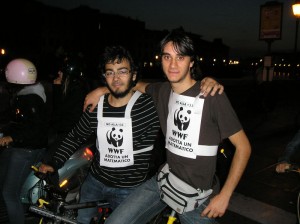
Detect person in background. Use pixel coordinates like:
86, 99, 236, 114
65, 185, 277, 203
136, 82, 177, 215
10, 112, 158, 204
41, 54, 92, 167
48, 54, 90, 145
84, 29, 251, 224
276, 128, 300, 173
0, 58, 48, 224
38, 46, 161, 223
0, 80, 10, 126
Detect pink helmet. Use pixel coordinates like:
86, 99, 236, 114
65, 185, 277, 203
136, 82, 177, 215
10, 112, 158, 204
5, 58, 37, 84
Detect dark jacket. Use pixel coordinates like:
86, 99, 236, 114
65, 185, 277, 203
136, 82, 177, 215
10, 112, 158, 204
2, 83, 48, 149
51, 81, 88, 136
42, 79, 89, 163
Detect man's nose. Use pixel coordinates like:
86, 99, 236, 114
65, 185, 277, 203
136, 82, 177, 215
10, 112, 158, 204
170, 58, 177, 67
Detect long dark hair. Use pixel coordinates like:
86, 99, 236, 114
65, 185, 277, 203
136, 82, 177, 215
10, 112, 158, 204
60, 54, 89, 98
160, 28, 202, 80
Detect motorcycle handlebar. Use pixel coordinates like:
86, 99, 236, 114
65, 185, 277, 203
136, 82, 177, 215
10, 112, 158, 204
31, 165, 60, 187
31, 166, 47, 179
286, 164, 300, 173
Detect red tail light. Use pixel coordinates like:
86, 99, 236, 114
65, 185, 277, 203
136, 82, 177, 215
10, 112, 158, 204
83, 147, 94, 160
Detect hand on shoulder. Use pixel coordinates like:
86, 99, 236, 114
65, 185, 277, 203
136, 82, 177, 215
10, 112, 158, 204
200, 77, 224, 97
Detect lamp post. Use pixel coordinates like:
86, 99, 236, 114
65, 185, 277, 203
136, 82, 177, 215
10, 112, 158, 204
292, 1, 300, 77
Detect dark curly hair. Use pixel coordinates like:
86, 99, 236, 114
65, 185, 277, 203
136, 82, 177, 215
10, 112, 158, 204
99, 46, 138, 85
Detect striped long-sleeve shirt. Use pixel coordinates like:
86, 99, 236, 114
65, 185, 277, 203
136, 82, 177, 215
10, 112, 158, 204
51, 93, 160, 187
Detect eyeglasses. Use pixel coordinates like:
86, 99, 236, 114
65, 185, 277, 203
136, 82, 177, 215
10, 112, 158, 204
103, 69, 131, 78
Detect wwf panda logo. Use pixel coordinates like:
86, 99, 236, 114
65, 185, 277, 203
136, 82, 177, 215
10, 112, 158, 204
174, 107, 191, 131
106, 127, 123, 147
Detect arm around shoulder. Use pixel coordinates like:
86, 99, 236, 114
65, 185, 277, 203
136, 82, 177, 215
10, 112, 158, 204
200, 77, 224, 97
83, 86, 109, 112
134, 81, 150, 93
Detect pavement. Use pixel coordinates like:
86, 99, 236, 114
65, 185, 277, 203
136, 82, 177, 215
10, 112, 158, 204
216, 78, 300, 224
1, 78, 300, 224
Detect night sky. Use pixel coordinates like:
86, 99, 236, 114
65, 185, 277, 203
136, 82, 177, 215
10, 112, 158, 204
37, 0, 296, 58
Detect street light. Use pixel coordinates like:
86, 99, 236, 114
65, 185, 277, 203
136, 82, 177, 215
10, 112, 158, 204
293, 1, 300, 53
292, 1, 300, 77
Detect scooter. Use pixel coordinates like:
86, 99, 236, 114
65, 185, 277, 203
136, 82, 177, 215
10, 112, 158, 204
21, 143, 94, 204
21, 141, 95, 223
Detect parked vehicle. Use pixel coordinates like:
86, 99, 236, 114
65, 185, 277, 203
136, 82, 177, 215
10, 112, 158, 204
21, 142, 95, 223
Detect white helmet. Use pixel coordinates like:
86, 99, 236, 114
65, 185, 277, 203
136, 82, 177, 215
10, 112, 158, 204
5, 58, 37, 84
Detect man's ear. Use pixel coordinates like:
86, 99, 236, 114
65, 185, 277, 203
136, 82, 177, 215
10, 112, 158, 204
132, 72, 137, 81
100, 74, 107, 86
190, 61, 194, 68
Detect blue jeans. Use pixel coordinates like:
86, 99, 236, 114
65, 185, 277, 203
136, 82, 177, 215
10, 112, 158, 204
77, 173, 137, 224
279, 128, 300, 163
105, 176, 217, 224
0, 147, 45, 224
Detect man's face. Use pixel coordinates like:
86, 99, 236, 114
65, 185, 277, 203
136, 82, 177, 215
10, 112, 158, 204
161, 42, 194, 84
105, 59, 136, 98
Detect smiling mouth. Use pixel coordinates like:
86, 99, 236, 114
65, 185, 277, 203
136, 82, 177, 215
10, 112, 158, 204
168, 71, 179, 76
112, 82, 122, 86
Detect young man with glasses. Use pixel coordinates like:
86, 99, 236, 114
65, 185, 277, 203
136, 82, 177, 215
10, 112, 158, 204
38, 46, 161, 223
84, 29, 251, 224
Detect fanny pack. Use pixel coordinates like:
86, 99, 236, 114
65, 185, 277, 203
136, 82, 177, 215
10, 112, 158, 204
157, 163, 212, 214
